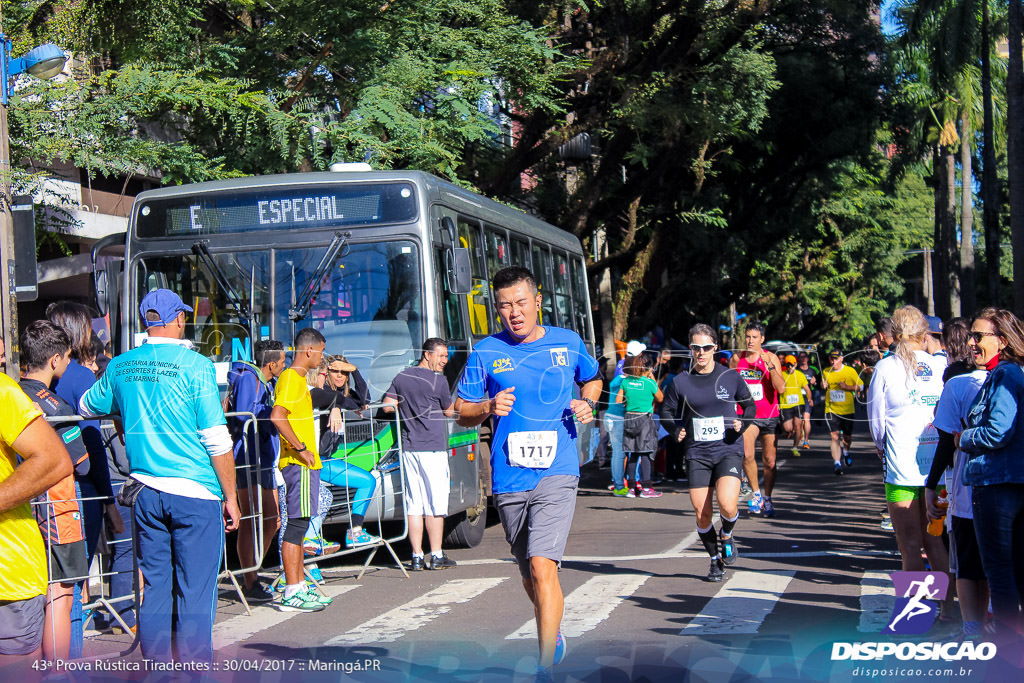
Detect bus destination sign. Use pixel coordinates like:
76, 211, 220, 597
135, 182, 417, 238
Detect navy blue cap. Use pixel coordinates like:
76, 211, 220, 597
139, 289, 193, 327
925, 315, 943, 335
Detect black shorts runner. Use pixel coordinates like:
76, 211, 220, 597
780, 406, 803, 423
751, 417, 780, 434
826, 412, 853, 437
687, 451, 744, 488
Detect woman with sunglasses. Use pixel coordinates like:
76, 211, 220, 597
660, 324, 755, 582
957, 308, 1024, 639
316, 355, 381, 549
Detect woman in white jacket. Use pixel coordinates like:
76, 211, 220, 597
867, 305, 951, 584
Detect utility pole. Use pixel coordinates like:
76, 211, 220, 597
0, 9, 17, 378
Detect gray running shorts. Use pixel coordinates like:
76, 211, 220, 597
495, 474, 578, 578
0, 594, 45, 655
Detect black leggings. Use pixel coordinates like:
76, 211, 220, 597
626, 451, 653, 490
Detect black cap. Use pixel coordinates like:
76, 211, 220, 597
829, 349, 843, 358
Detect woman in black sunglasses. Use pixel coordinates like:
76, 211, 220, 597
659, 324, 756, 582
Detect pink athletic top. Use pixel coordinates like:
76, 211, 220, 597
735, 354, 781, 419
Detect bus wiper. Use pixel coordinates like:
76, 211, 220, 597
191, 241, 252, 323
289, 231, 350, 322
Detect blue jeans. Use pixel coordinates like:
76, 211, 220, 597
106, 481, 136, 629
135, 487, 223, 662
972, 483, 1024, 633
605, 413, 625, 488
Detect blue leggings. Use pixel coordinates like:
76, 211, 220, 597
320, 460, 377, 519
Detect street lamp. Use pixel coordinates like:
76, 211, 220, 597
0, 34, 68, 377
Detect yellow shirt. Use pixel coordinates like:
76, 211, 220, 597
274, 368, 321, 470
780, 370, 809, 408
0, 374, 48, 600
823, 365, 863, 416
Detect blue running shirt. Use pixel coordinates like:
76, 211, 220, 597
458, 326, 599, 494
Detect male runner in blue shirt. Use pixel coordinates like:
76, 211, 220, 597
456, 266, 601, 682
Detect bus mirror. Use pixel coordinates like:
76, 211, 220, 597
446, 248, 472, 294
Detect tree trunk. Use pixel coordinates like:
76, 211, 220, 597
982, 0, 1001, 306
961, 112, 977, 316
932, 148, 951, 320
612, 231, 660, 340
943, 146, 961, 317
593, 227, 617, 377
1009, 0, 1024, 314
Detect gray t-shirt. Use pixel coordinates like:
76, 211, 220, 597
385, 366, 453, 451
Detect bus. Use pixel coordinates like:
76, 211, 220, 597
92, 168, 596, 548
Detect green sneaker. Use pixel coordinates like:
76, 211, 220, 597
307, 589, 333, 606
611, 487, 630, 497
277, 589, 326, 612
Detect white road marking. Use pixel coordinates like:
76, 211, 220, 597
681, 570, 795, 635
324, 577, 507, 645
858, 570, 893, 633
213, 585, 360, 650
505, 573, 650, 640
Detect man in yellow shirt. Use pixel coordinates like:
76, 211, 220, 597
822, 349, 864, 475
270, 328, 331, 613
0, 373, 74, 665
779, 355, 813, 457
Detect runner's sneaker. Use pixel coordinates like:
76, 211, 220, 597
242, 581, 275, 604
638, 487, 662, 498
409, 556, 425, 571
706, 557, 725, 582
802, 441, 810, 449
427, 553, 457, 570
611, 487, 630, 497
880, 517, 893, 532
277, 589, 325, 612
740, 480, 752, 496
719, 534, 738, 566
346, 528, 381, 547
307, 589, 333, 606
761, 496, 776, 518
833, 462, 844, 476
747, 491, 763, 514
626, 489, 636, 498
534, 666, 555, 683
553, 631, 566, 665
790, 447, 801, 457
303, 538, 341, 556
843, 449, 853, 468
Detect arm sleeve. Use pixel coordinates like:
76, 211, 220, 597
925, 430, 955, 490
79, 370, 115, 418
658, 379, 681, 437
867, 365, 887, 451
960, 372, 1022, 453
351, 370, 370, 405
457, 349, 488, 402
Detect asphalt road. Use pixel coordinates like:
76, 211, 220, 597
75, 417, 1016, 683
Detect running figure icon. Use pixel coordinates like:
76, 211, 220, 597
887, 574, 941, 632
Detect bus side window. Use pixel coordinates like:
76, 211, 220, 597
485, 226, 510, 332
510, 238, 531, 271
532, 245, 556, 326
570, 256, 590, 340
434, 247, 466, 341
458, 217, 490, 337
552, 251, 573, 332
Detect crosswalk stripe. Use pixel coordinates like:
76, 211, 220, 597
858, 570, 893, 633
213, 585, 360, 650
505, 573, 650, 640
681, 570, 795, 635
324, 577, 507, 645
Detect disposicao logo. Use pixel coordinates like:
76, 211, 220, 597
832, 571, 997, 662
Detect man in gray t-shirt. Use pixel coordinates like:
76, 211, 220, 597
383, 338, 455, 570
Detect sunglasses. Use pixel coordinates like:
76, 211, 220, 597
689, 344, 716, 353
969, 331, 999, 343
328, 368, 349, 374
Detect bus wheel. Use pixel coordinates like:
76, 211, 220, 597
443, 487, 488, 548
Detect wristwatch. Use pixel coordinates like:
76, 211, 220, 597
293, 442, 307, 452
582, 397, 596, 411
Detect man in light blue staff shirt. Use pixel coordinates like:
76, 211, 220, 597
455, 266, 601, 682
80, 288, 239, 662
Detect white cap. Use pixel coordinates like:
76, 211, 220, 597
625, 340, 647, 357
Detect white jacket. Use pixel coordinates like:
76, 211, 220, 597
867, 350, 947, 486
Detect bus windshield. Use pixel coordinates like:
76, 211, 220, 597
134, 239, 422, 398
